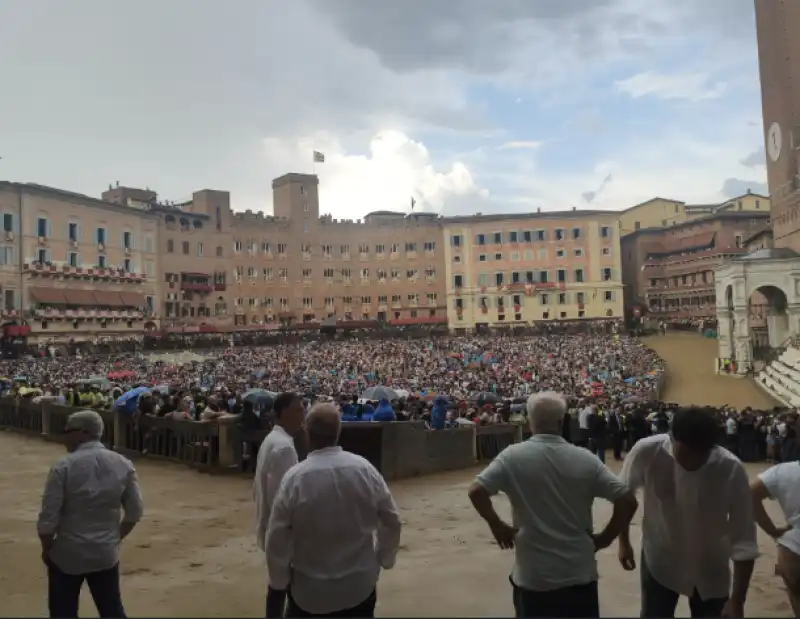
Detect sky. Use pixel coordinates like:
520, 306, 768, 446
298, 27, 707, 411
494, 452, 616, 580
0, 0, 769, 219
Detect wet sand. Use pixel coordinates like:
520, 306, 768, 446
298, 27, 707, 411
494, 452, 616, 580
0, 333, 792, 617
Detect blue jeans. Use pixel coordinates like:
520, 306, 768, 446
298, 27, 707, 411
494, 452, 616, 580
47, 561, 126, 618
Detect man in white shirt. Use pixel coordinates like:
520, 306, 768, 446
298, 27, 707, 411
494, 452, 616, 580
468, 392, 638, 618
266, 402, 401, 617
618, 407, 758, 618
37, 410, 144, 618
254, 392, 304, 551
576, 401, 593, 448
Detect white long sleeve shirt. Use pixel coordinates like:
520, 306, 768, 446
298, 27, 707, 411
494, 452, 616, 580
266, 446, 402, 614
253, 425, 298, 552
620, 434, 759, 600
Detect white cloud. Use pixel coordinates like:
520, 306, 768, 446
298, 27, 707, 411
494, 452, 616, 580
498, 141, 543, 150
262, 130, 489, 219
615, 71, 728, 102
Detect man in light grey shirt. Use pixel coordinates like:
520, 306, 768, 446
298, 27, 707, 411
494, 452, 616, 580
37, 410, 144, 618
469, 391, 638, 618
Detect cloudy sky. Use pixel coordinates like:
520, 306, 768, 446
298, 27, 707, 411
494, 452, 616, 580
0, 0, 768, 219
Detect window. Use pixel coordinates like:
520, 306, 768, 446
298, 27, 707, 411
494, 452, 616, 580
476, 234, 486, 246
735, 235, 743, 248
323, 268, 334, 279
574, 248, 584, 257
479, 254, 487, 262
2, 213, 13, 233
557, 269, 567, 283
495, 272, 505, 287
234, 240, 243, 252
278, 244, 287, 254
451, 234, 462, 247
37, 248, 49, 263
303, 220, 309, 233
454, 275, 464, 288
375, 244, 384, 254
405, 242, 417, 252
523, 230, 532, 243
97, 254, 107, 268
37, 217, 49, 238
634, 221, 641, 230
539, 270, 549, 284
122, 231, 134, 249
575, 268, 584, 283
341, 244, 350, 255
510, 252, 520, 261
303, 268, 312, 279
144, 235, 154, 253
511, 271, 521, 284
300, 185, 306, 196
576, 292, 585, 304
4, 289, 16, 310
144, 261, 154, 278
600, 226, 611, 238
572, 227, 581, 240
303, 203, 309, 213
555, 228, 565, 241
0, 245, 14, 265
509, 231, 519, 243
493, 232, 503, 244
67, 252, 79, 267
96, 227, 106, 244
602, 247, 611, 256
182, 241, 190, 255
556, 248, 565, 258
167, 239, 174, 253
524, 250, 533, 261
536, 229, 546, 241
68, 222, 79, 242
123, 258, 132, 272
558, 293, 567, 305
477, 273, 490, 287
540, 294, 549, 305
494, 253, 503, 261
604, 291, 615, 302
424, 241, 436, 251
602, 268, 613, 281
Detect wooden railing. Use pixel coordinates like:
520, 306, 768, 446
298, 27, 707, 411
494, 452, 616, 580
0, 399, 532, 478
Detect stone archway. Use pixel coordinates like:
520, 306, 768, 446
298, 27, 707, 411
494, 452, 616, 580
748, 285, 789, 359
715, 248, 800, 374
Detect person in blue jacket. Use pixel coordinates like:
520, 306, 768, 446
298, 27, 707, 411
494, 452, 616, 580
359, 400, 375, 421
430, 396, 448, 430
372, 398, 397, 422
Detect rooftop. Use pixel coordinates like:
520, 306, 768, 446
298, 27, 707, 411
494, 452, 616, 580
733, 247, 800, 262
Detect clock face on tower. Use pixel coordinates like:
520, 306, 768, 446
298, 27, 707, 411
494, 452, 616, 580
767, 121, 783, 163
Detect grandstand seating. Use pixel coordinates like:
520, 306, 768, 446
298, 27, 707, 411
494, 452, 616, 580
757, 345, 800, 406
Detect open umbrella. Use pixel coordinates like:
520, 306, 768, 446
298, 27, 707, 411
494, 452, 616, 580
243, 388, 277, 410
361, 386, 399, 401
475, 392, 500, 405
114, 386, 151, 414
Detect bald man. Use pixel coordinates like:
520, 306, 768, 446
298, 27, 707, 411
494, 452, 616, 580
266, 404, 401, 618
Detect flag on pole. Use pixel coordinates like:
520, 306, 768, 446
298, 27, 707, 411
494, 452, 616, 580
411, 197, 416, 210
313, 151, 325, 163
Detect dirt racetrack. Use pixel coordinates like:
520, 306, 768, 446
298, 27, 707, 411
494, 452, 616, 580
0, 334, 791, 617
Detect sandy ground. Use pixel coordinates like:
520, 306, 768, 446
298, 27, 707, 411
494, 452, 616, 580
0, 333, 792, 617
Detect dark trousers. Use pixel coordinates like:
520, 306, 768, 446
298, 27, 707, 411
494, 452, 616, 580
47, 561, 126, 618
286, 589, 376, 618
511, 577, 599, 618
590, 437, 606, 463
640, 553, 726, 618
612, 432, 625, 460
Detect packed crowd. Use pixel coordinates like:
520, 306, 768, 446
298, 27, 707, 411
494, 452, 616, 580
0, 333, 664, 422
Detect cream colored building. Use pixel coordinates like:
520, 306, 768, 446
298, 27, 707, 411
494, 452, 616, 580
442, 210, 624, 330
619, 193, 771, 237
0, 182, 160, 341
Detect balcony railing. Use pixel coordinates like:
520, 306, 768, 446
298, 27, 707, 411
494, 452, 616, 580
180, 282, 213, 293
24, 263, 146, 283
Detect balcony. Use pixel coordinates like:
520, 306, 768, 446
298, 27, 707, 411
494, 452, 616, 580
24, 263, 146, 283
214, 282, 227, 291
180, 281, 213, 293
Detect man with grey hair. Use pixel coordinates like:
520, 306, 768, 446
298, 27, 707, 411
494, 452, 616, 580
468, 391, 638, 618
38, 410, 143, 618
266, 403, 401, 617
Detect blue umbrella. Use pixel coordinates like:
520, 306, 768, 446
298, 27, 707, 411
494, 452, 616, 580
115, 386, 151, 414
